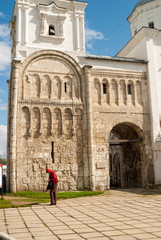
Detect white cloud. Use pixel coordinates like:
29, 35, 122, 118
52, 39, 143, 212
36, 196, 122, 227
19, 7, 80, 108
0, 125, 7, 156
85, 25, 105, 50
0, 103, 7, 111
85, 27, 104, 42
0, 24, 10, 39
0, 12, 5, 18
0, 24, 11, 72
0, 42, 11, 71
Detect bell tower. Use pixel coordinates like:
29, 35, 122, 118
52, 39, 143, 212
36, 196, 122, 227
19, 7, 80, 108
10, 0, 87, 61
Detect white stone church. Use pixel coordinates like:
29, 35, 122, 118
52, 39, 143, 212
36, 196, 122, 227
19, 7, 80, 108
7, 0, 161, 192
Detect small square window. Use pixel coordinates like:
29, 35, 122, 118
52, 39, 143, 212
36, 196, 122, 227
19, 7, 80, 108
149, 22, 154, 28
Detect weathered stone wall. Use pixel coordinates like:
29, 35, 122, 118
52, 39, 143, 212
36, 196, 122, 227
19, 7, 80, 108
11, 51, 90, 192
90, 69, 152, 190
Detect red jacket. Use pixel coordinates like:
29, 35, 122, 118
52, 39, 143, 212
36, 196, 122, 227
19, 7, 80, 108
46, 169, 58, 184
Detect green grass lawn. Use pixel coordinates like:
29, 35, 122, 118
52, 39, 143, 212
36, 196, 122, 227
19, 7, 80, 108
0, 191, 103, 209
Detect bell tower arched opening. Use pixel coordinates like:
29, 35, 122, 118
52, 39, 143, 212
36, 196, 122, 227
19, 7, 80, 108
109, 123, 143, 188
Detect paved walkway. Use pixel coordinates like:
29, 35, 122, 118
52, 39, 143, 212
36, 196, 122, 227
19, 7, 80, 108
0, 189, 161, 240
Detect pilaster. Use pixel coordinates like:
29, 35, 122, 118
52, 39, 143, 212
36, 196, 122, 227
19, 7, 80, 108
24, 5, 28, 45
83, 65, 95, 191
9, 60, 20, 192
16, 4, 22, 45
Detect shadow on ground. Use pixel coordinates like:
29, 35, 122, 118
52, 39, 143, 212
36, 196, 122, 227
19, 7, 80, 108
111, 187, 161, 196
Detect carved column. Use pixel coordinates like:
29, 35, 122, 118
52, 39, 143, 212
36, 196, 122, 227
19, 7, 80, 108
16, 4, 22, 45
75, 14, 80, 51
29, 106, 32, 137
51, 109, 54, 135
9, 60, 20, 192
80, 14, 85, 52
39, 108, 43, 135
83, 65, 95, 191
39, 75, 42, 98
59, 22, 63, 37
72, 77, 75, 100
134, 82, 137, 106
24, 5, 28, 45
40, 15, 45, 35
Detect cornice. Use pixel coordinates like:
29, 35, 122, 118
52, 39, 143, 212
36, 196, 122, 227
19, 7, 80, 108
90, 69, 147, 80
18, 100, 83, 108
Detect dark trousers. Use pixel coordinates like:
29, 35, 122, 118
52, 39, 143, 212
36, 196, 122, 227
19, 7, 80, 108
50, 182, 58, 205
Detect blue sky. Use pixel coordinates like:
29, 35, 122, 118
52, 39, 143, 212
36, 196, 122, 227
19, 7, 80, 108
0, 0, 139, 156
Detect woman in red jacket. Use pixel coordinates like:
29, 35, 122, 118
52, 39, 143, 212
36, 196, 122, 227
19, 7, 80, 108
46, 169, 59, 205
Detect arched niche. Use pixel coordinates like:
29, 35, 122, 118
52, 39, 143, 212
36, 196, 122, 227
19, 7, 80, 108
52, 76, 61, 99
127, 80, 135, 105
75, 108, 83, 139
41, 75, 51, 99
32, 74, 40, 99
32, 107, 40, 137
111, 79, 118, 105
42, 107, 51, 136
63, 76, 72, 99
136, 81, 143, 105
102, 79, 110, 105
93, 78, 101, 105
53, 108, 62, 137
64, 108, 73, 140
21, 107, 30, 137
119, 80, 126, 105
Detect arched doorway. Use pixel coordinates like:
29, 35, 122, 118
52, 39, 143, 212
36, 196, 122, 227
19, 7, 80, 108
109, 123, 143, 188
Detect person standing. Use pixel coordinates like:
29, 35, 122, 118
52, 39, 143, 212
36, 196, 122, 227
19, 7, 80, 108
46, 169, 59, 205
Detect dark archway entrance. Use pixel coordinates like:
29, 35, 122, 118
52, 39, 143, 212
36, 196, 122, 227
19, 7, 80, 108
109, 123, 143, 188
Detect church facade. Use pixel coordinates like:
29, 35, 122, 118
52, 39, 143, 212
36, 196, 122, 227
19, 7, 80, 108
7, 0, 161, 192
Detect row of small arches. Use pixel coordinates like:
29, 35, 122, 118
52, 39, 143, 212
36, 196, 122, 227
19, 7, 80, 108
24, 74, 80, 100
21, 106, 83, 140
93, 78, 143, 105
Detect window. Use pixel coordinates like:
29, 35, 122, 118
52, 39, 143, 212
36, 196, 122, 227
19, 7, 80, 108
51, 141, 54, 163
64, 82, 67, 93
128, 84, 132, 95
103, 83, 107, 94
149, 22, 154, 29
49, 25, 55, 36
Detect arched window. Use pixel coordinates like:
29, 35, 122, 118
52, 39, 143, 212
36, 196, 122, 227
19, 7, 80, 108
128, 84, 132, 95
49, 25, 55, 36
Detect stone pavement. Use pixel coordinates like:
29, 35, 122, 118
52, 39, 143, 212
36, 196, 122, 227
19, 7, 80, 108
1, 189, 161, 240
